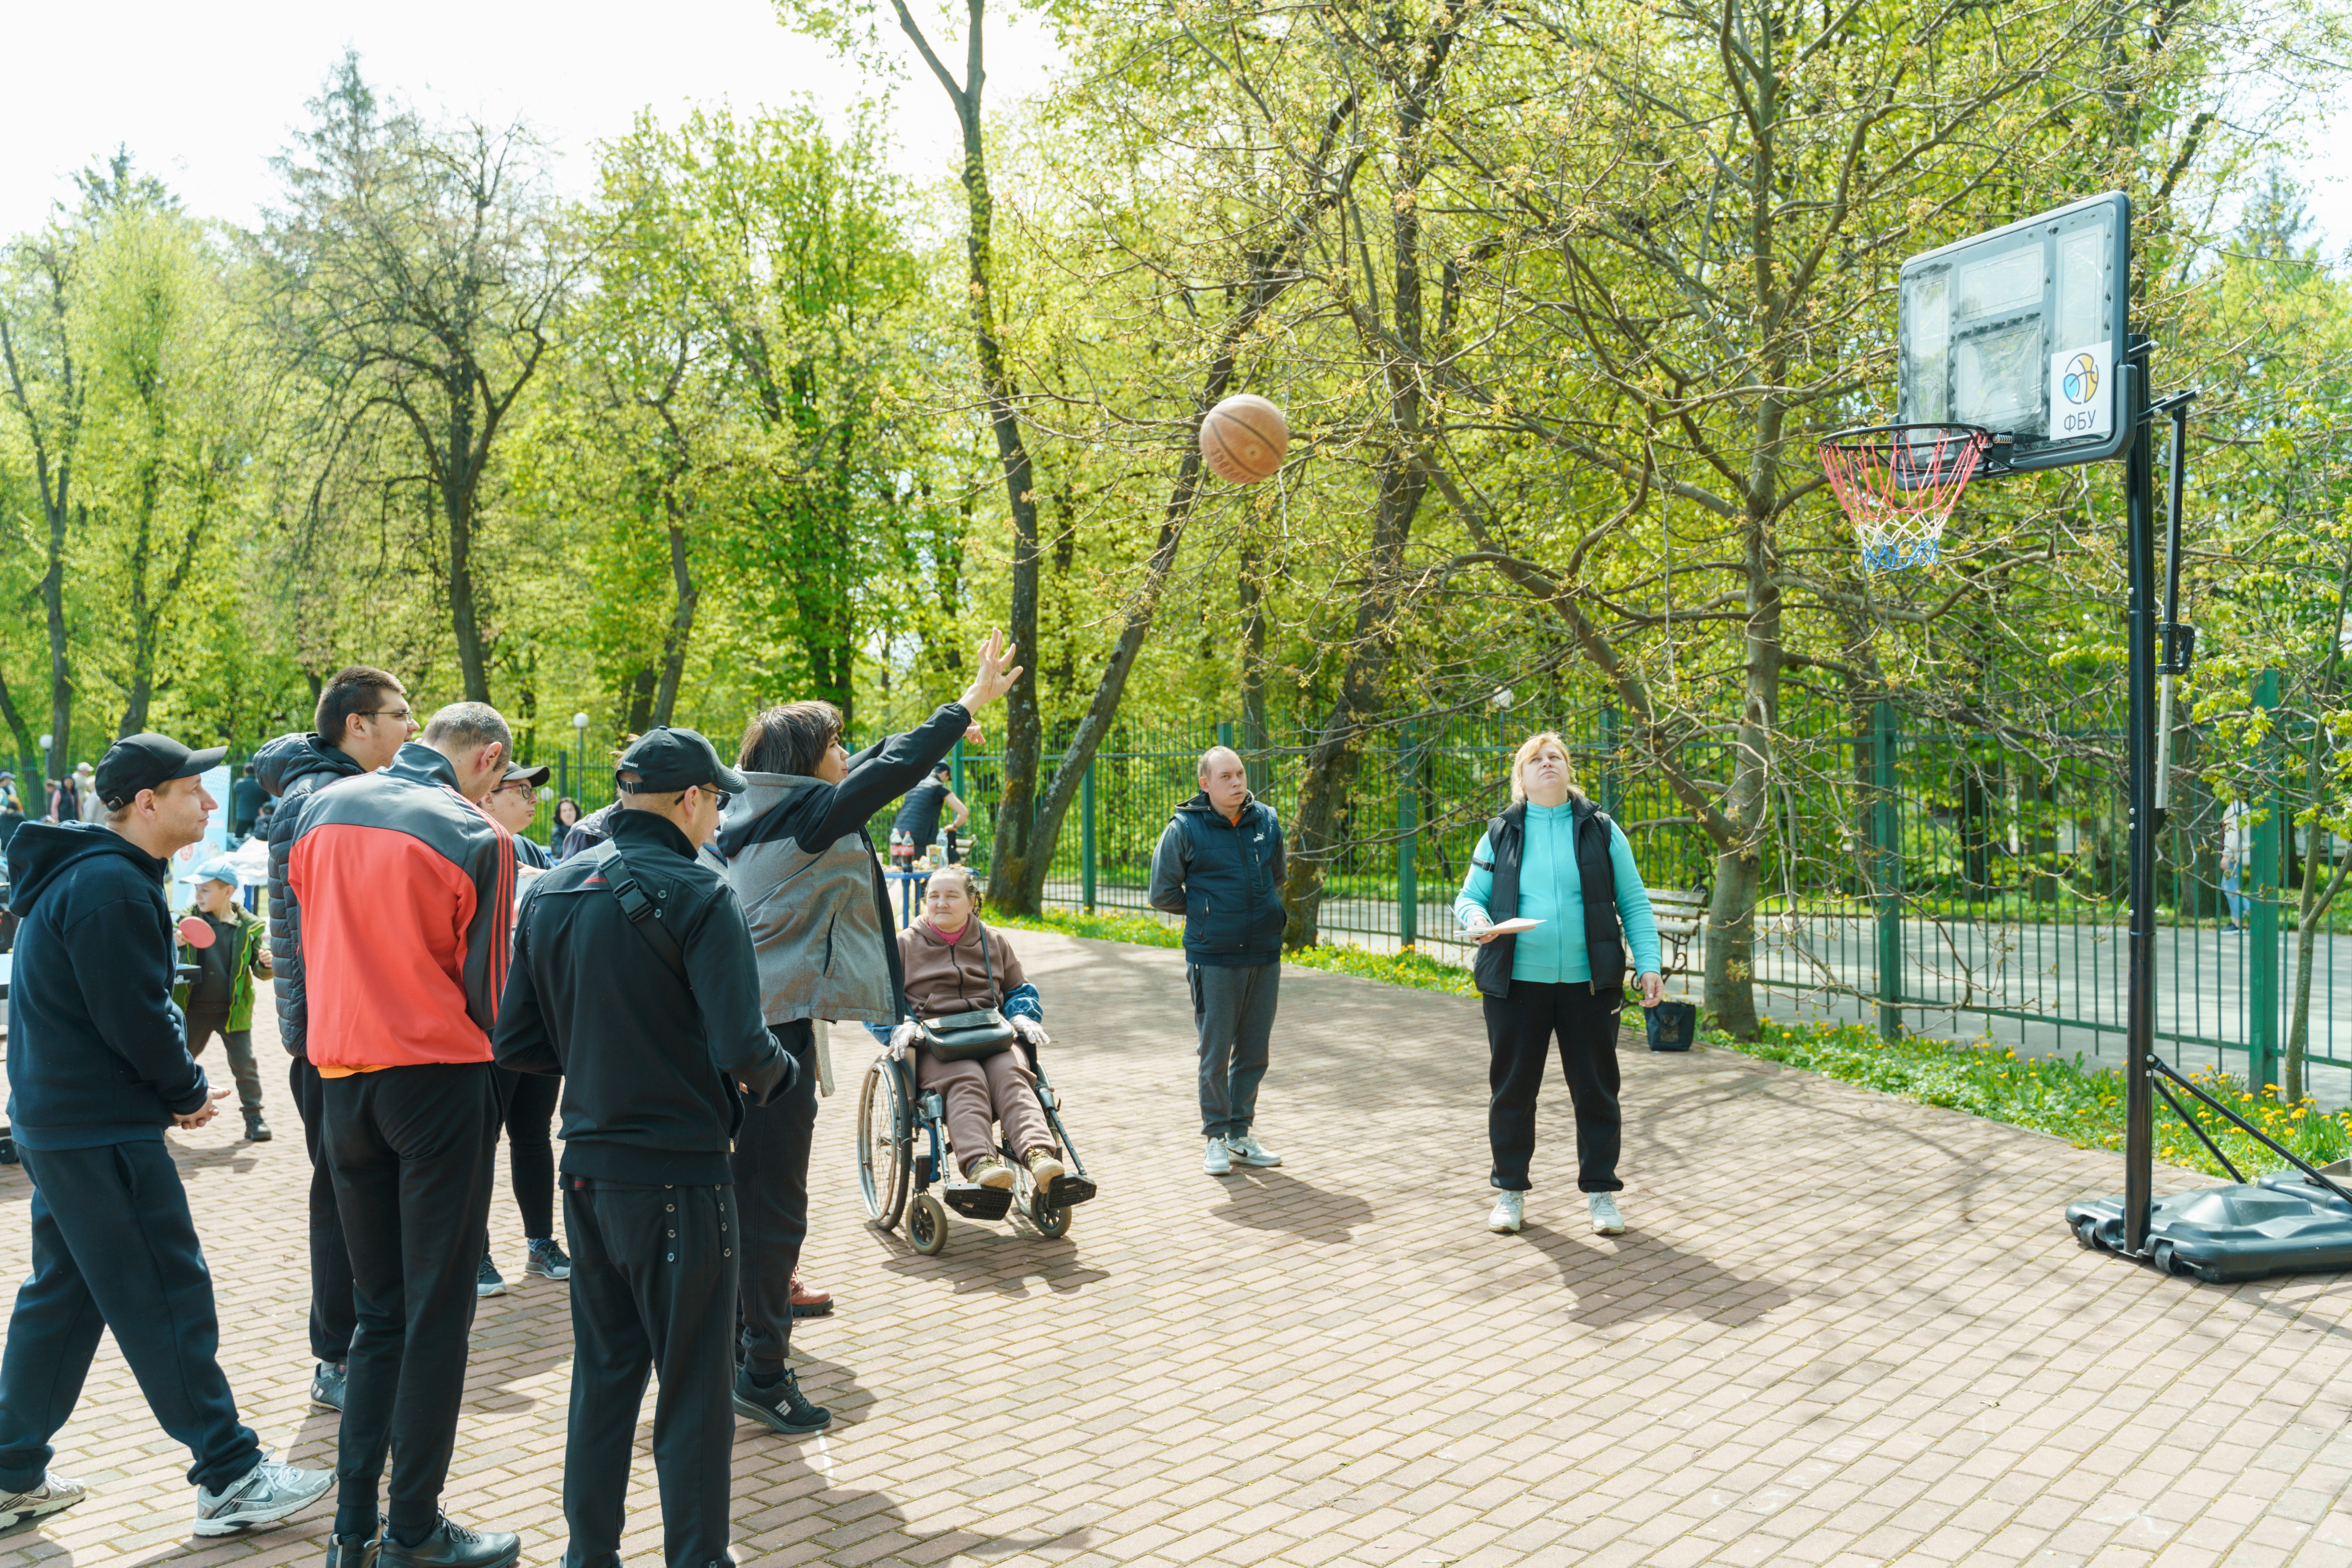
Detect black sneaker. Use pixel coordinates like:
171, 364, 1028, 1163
244, 1111, 272, 1142
324, 1534, 379, 1568
475, 1254, 505, 1299
310, 1361, 347, 1411
524, 1238, 570, 1280
732, 1365, 830, 1435
377, 1515, 520, 1568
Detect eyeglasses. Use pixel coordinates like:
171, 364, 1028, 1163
360, 708, 416, 725
696, 785, 733, 810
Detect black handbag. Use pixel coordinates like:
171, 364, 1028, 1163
917, 922, 1019, 1062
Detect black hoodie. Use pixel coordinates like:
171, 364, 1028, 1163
254, 731, 368, 1059
5, 821, 210, 1147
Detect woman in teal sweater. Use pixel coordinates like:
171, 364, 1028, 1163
1455, 731, 1662, 1238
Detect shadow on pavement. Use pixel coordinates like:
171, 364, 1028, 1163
1209, 1167, 1375, 1243
1509, 1221, 1795, 1329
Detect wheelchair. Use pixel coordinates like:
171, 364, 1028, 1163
856, 1035, 1097, 1256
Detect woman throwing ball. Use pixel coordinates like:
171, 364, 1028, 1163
1455, 731, 1663, 1237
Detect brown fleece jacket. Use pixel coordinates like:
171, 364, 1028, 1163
895, 919, 1028, 1020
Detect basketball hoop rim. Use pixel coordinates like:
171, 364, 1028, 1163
1817, 421, 2015, 481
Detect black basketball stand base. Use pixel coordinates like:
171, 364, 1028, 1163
2067, 1169, 2352, 1283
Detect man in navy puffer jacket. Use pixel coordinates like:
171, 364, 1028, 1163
253, 665, 416, 1414
1148, 745, 1290, 1177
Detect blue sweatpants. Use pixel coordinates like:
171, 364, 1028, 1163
0, 1140, 261, 1494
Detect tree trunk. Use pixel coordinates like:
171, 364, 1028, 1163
1239, 542, 1270, 794
444, 406, 492, 703
0, 667, 41, 789
652, 500, 697, 729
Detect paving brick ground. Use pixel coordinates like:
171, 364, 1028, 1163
4, 929, 2352, 1567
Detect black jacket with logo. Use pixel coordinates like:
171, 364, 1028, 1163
493, 807, 796, 1186
1146, 791, 1287, 967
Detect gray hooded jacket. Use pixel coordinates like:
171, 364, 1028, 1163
717, 702, 972, 1026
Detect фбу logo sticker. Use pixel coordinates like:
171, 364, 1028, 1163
2061, 352, 2100, 406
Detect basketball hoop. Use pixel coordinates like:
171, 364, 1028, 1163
1818, 422, 1994, 573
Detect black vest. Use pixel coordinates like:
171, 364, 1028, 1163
1471, 795, 1626, 999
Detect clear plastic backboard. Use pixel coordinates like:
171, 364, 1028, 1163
1898, 191, 2132, 475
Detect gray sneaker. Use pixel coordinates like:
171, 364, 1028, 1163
192, 1454, 333, 1536
1589, 1193, 1626, 1236
0, 1471, 86, 1536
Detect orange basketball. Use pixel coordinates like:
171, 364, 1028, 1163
1200, 393, 1290, 485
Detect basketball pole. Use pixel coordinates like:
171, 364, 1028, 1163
2123, 337, 2157, 1256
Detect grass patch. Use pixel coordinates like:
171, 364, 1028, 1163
997, 904, 2352, 1182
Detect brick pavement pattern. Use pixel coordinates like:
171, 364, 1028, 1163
3, 930, 2351, 1567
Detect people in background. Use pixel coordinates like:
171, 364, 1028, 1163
230, 763, 266, 842
0, 733, 332, 1540
175, 857, 274, 1143
550, 797, 582, 860
494, 727, 793, 1568
1455, 730, 1662, 1239
1147, 745, 1289, 1178
255, 666, 418, 1416
2222, 799, 2250, 933
479, 764, 564, 1296
717, 631, 1016, 1437
890, 761, 968, 869
287, 703, 521, 1568
890, 866, 1063, 1191
73, 763, 101, 824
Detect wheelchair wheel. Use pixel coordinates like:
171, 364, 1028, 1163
907, 1191, 949, 1255
857, 1056, 912, 1228
1029, 1192, 1072, 1240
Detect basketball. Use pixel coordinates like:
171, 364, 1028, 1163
1200, 393, 1290, 485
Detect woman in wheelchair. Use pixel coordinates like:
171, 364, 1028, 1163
890, 866, 1066, 1192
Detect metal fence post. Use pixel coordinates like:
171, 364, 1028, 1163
1081, 757, 1097, 914
1397, 723, 1417, 949
1598, 705, 1622, 818
2250, 669, 2281, 1089
556, 752, 568, 803
1217, 719, 1235, 751
950, 737, 964, 795
1874, 699, 1903, 1040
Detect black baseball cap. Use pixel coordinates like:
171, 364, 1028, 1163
502, 762, 552, 789
617, 727, 746, 795
95, 733, 227, 809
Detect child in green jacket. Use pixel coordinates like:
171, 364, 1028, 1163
174, 856, 274, 1141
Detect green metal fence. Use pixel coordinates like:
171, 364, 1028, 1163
914, 681, 2350, 1104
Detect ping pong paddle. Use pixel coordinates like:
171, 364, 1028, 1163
177, 915, 215, 949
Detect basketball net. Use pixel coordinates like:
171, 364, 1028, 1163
1818, 424, 1991, 573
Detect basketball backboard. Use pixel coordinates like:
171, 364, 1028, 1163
1898, 191, 2132, 474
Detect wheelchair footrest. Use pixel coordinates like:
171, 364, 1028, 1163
943, 1184, 1015, 1220
1044, 1174, 1097, 1208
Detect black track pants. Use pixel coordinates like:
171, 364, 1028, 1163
321, 1062, 498, 1543
292, 1056, 358, 1364
560, 1178, 737, 1568
1484, 981, 1624, 1193
497, 1067, 561, 1239
730, 1024, 818, 1376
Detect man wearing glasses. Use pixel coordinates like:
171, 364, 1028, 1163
493, 727, 794, 1568
252, 667, 419, 1416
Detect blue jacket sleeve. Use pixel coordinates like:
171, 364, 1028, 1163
1001, 982, 1044, 1024
1609, 822, 1662, 976
1454, 831, 1497, 931
1146, 819, 1189, 915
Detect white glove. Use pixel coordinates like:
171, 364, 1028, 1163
1461, 908, 1492, 937
888, 1020, 923, 1059
1011, 1015, 1051, 1047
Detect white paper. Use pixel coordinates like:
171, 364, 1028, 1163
2050, 344, 2112, 439
1485, 917, 1545, 936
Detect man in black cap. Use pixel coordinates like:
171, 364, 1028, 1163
494, 726, 794, 1568
0, 734, 333, 1539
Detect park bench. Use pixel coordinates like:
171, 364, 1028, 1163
1648, 886, 1708, 978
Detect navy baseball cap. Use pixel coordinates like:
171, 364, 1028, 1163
617, 728, 746, 795
95, 733, 226, 809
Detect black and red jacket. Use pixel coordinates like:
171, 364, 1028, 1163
288, 742, 514, 1071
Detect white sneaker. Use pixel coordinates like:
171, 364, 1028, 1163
192, 1454, 333, 1535
1589, 1193, 1626, 1236
1488, 1192, 1524, 1233
0, 1470, 86, 1535
1203, 1137, 1232, 1176
1226, 1133, 1282, 1168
